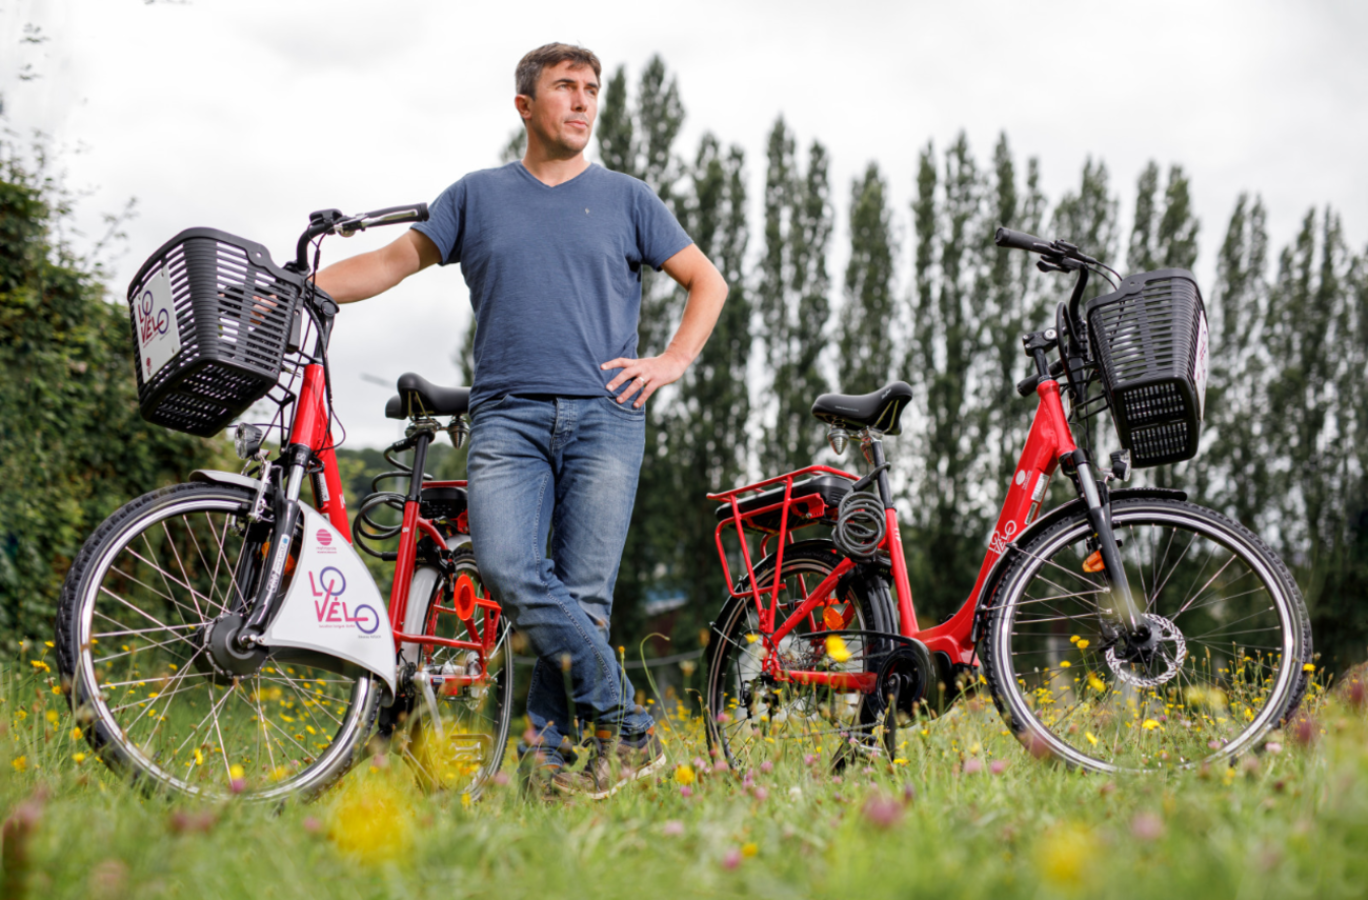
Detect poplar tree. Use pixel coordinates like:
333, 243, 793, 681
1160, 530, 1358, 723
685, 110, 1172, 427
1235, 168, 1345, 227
660, 137, 751, 639
757, 117, 833, 473
1052, 157, 1119, 266
1201, 194, 1272, 529
837, 162, 896, 393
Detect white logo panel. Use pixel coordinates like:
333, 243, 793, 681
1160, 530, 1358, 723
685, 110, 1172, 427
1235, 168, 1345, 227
134, 265, 182, 379
263, 505, 396, 694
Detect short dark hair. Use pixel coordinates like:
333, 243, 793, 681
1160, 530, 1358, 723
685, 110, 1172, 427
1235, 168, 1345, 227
516, 43, 601, 98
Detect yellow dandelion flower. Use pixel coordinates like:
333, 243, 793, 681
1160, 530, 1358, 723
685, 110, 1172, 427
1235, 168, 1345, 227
1087, 674, 1106, 693
11, 756, 27, 773
1075, 639, 1090, 650
29, 660, 50, 673
1037, 824, 1095, 889
329, 778, 413, 864
826, 635, 852, 663
1141, 719, 1160, 730
194, 749, 204, 766
745, 634, 759, 644
52, 685, 62, 696
44, 641, 54, 648
1069, 635, 1080, 644
70, 727, 82, 740
45, 710, 59, 725
741, 842, 758, 858
229, 764, 245, 780
1059, 661, 1072, 669
1303, 663, 1316, 673
674, 764, 696, 785
1085, 732, 1098, 746
461, 793, 472, 809
73, 753, 86, 763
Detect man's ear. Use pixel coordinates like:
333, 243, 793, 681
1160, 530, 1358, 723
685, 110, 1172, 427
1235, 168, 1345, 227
514, 94, 532, 121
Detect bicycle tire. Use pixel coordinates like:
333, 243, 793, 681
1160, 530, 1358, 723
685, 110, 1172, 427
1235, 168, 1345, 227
704, 542, 899, 770
383, 549, 513, 799
982, 497, 1311, 773
55, 482, 380, 801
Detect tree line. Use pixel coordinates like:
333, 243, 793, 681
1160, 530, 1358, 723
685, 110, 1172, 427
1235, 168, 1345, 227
574, 57, 1368, 669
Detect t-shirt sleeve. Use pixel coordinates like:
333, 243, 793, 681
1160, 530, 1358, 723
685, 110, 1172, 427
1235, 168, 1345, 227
634, 184, 693, 271
411, 178, 466, 266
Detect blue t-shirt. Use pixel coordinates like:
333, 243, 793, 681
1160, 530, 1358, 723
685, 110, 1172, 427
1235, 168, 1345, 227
413, 162, 693, 410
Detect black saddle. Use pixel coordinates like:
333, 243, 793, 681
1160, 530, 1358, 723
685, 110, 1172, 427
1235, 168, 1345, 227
810, 381, 913, 435
384, 372, 470, 420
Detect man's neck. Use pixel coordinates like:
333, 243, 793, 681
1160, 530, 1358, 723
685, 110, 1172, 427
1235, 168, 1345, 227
521, 143, 590, 187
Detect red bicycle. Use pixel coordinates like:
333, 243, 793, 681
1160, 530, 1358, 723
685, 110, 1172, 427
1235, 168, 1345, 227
56, 206, 512, 800
704, 227, 1311, 773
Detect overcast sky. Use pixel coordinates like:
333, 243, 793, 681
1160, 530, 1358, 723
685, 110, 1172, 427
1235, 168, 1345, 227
3, 0, 1365, 447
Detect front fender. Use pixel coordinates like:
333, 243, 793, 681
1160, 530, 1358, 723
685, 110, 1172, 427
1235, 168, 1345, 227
969, 487, 1187, 642
189, 469, 263, 492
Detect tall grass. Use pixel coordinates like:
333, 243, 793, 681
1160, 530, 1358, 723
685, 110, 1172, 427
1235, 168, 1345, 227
3, 647, 1366, 900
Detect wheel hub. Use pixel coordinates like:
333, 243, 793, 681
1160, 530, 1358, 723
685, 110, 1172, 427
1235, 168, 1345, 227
197, 613, 268, 684
1105, 613, 1187, 687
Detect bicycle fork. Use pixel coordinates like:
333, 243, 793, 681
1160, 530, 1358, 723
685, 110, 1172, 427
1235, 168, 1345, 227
1023, 331, 1146, 646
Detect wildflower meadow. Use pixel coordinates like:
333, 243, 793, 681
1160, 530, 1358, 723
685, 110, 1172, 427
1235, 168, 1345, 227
3, 643, 1368, 900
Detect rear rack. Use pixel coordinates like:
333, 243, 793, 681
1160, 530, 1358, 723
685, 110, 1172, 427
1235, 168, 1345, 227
707, 464, 857, 607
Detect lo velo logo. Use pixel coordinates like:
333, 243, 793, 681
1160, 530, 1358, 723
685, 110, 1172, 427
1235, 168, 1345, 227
137, 289, 171, 342
308, 566, 380, 635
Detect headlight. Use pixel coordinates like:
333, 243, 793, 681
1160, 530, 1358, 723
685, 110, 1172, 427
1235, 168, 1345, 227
234, 423, 265, 460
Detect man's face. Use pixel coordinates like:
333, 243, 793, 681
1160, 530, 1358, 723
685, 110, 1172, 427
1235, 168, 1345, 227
520, 61, 599, 156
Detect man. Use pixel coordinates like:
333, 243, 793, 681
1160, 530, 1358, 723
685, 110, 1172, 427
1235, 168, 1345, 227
314, 43, 728, 798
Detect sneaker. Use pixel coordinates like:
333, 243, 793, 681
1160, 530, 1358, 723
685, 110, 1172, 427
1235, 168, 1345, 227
551, 728, 667, 800
516, 740, 577, 798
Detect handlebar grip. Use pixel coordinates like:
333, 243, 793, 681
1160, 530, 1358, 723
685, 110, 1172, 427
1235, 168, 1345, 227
360, 203, 429, 226
994, 226, 1055, 254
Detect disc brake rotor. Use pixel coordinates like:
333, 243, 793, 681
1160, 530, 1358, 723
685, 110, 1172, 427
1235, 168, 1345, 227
1105, 613, 1187, 688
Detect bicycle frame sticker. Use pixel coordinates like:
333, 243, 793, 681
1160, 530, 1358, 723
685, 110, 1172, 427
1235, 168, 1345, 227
134, 264, 181, 379
262, 504, 396, 694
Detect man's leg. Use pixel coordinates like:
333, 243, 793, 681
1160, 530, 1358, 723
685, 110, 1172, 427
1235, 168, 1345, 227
467, 396, 642, 760
548, 396, 654, 740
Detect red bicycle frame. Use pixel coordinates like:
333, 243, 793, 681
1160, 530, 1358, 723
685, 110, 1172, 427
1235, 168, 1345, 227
708, 378, 1077, 690
287, 367, 498, 689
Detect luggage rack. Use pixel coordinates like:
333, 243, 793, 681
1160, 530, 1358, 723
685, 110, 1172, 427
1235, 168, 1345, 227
707, 464, 857, 605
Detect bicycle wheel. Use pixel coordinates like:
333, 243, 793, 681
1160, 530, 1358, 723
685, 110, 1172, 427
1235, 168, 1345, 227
704, 543, 898, 770
56, 483, 381, 800
983, 497, 1311, 772
384, 549, 513, 798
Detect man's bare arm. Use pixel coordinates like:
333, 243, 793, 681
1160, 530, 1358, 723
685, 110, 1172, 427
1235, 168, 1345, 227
600, 243, 728, 408
314, 229, 442, 304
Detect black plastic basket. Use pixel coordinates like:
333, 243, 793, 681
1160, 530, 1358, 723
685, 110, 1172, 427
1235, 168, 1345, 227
1085, 268, 1209, 467
126, 228, 305, 437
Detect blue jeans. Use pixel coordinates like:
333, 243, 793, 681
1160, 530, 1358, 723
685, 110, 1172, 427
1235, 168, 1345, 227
467, 394, 654, 757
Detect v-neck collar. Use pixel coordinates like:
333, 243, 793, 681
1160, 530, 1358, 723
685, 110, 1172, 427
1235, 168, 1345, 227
515, 160, 595, 190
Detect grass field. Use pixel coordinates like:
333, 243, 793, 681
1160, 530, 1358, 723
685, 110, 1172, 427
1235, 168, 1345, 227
3, 651, 1367, 900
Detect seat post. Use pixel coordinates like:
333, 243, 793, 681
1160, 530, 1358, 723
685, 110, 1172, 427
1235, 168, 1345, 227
866, 437, 894, 509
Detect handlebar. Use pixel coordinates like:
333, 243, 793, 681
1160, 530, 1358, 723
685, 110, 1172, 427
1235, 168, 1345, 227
994, 227, 1056, 254
293, 203, 430, 271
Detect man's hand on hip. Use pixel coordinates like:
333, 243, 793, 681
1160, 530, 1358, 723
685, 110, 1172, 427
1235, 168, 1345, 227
601, 350, 690, 408
600, 244, 729, 409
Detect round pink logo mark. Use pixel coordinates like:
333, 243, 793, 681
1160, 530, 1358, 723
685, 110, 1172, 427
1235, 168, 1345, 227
316, 529, 333, 547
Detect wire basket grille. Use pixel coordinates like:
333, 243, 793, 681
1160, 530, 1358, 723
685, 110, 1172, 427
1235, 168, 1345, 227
1086, 268, 1208, 467
127, 228, 304, 437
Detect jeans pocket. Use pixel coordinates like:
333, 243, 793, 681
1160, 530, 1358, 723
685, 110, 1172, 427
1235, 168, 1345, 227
602, 395, 647, 421
470, 393, 512, 420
